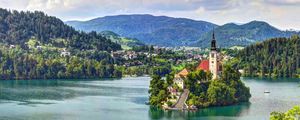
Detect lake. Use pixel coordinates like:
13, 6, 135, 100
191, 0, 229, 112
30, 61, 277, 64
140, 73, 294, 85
0, 77, 299, 120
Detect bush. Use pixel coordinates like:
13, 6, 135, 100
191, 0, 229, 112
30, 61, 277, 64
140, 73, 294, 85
270, 106, 300, 120
167, 101, 173, 107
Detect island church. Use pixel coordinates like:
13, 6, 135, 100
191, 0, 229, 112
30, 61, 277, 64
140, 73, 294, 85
197, 31, 222, 79
173, 31, 222, 89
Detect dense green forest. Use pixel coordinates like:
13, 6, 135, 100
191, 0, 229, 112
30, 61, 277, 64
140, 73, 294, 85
238, 36, 300, 78
0, 8, 121, 51
186, 65, 251, 108
0, 8, 122, 80
0, 45, 122, 79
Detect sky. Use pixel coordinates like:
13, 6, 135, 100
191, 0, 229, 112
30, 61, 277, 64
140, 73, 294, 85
1, 0, 300, 30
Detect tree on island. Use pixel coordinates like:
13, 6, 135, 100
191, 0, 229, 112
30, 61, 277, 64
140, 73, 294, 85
207, 65, 251, 106
149, 75, 169, 107
186, 65, 251, 108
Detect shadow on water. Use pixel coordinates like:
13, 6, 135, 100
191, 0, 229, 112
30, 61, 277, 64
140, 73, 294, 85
148, 102, 251, 120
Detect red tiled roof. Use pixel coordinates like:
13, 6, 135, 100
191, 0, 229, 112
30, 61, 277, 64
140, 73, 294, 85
177, 68, 189, 77
196, 60, 209, 71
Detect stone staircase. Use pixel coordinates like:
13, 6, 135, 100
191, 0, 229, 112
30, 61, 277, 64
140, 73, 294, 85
173, 89, 189, 110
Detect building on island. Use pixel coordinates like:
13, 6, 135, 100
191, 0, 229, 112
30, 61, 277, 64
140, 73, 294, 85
174, 68, 189, 89
167, 31, 225, 109
173, 31, 222, 91
197, 31, 222, 79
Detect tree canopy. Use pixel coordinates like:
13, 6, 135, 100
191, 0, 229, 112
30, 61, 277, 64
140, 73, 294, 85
238, 36, 300, 78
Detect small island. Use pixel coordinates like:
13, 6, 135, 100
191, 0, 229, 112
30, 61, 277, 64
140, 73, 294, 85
149, 32, 251, 110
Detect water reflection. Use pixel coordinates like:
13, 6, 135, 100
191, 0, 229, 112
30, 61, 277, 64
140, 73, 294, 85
148, 103, 251, 120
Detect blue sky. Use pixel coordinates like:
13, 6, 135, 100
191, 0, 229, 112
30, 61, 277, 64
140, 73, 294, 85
1, 0, 300, 30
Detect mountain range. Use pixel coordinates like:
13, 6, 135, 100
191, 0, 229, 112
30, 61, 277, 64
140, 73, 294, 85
67, 14, 299, 47
66, 14, 217, 47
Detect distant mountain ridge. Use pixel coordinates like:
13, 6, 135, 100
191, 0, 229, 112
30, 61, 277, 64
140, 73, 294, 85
66, 14, 218, 46
66, 14, 299, 47
197, 21, 299, 47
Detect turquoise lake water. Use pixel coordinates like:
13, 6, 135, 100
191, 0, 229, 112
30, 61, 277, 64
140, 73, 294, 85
0, 77, 299, 120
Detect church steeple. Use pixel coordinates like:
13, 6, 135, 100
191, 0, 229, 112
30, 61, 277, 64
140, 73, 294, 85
211, 30, 217, 51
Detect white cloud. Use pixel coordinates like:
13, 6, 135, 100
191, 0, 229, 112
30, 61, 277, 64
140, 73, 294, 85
265, 0, 300, 5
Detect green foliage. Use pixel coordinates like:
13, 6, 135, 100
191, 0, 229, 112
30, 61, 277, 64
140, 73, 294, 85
166, 101, 173, 107
184, 65, 250, 108
207, 80, 236, 106
100, 31, 145, 50
0, 8, 121, 51
166, 71, 175, 86
238, 36, 300, 78
0, 45, 122, 80
270, 106, 300, 120
151, 65, 172, 77
149, 75, 168, 107
185, 70, 212, 94
0, 9, 123, 80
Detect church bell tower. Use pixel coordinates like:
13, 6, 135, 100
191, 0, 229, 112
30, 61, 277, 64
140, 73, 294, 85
209, 31, 218, 79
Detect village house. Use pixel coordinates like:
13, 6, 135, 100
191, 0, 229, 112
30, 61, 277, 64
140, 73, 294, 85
36, 46, 43, 51
60, 48, 71, 57
174, 68, 190, 89
9, 45, 15, 49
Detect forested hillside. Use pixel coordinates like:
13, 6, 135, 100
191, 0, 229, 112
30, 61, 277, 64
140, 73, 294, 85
0, 8, 122, 80
238, 35, 300, 78
0, 8, 121, 51
100, 31, 145, 50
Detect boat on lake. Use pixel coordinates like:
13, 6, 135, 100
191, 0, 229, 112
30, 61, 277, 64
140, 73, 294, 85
264, 90, 270, 93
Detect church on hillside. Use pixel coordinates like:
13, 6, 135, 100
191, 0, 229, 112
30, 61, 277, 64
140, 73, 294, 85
197, 31, 222, 79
